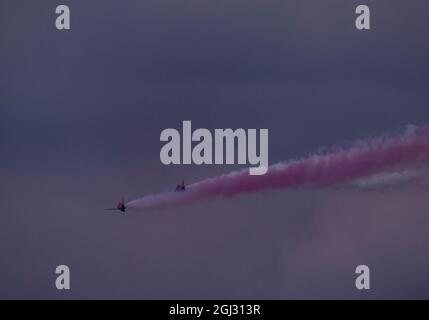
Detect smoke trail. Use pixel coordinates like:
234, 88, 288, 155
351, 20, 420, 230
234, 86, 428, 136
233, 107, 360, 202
348, 169, 428, 190
127, 125, 429, 211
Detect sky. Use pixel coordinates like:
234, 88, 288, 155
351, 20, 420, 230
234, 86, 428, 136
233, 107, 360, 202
1, 0, 429, 299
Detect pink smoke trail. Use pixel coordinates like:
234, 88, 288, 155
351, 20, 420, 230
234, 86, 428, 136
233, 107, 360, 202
127, 125, 429, 211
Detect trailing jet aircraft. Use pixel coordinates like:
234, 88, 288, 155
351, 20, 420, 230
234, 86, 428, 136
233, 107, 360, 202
175, 179, 186, 192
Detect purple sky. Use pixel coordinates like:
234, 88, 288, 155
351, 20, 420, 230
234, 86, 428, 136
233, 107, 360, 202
1, 0, 429, 299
